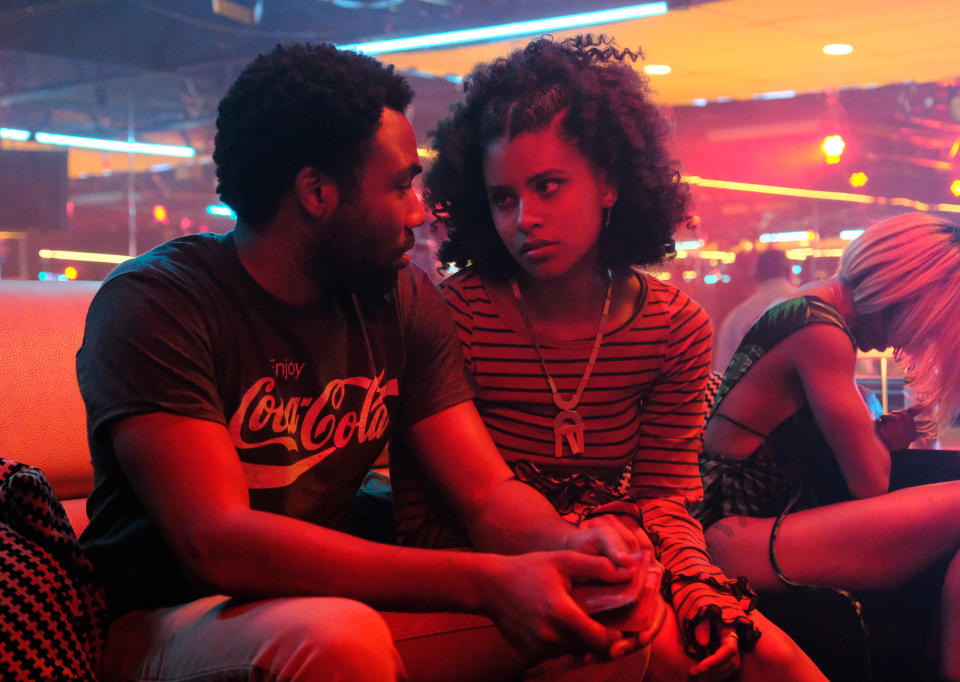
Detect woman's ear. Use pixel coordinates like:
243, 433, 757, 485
294, 167, 340, 219
599, 173, 618, 208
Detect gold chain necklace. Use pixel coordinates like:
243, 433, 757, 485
510, 272, 613, 458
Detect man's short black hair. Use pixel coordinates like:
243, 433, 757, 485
426, 35, 692, 281
213, 43, 413, 226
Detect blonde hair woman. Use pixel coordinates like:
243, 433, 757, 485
698, 213, 960, 679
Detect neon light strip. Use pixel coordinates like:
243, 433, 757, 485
839, 229, 864, 240
759, 230, 815, 243
38, 249, 131, 264
675, 240, 703, 249
206, 204, 237, 218
0, 127, 30, 141
339, 3, 667, 54
33, 132, 195, 157
683, 176, 960, 214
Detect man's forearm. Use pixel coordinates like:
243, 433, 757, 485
187, 507, 505, 614
464, 477, 576, 554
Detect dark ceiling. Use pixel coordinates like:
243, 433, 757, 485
0, 0, 709, 138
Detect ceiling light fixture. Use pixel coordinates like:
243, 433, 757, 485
339, 3, 667, 54
644, 64, 671, 75
0, 127, 31, 141
823, 43, 853, 56
33, 132, 196, 157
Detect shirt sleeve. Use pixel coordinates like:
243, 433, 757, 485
629, 284, 760, 658
392, 266, 476, 428
76, 270, 225, 443
389, 269, 476, 549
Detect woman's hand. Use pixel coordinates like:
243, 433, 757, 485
689, 625, 741, 680
875, 409, 919, 451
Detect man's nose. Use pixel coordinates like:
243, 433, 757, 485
407, 192, 427, 228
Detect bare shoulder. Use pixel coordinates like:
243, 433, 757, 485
785, 322, 857, 372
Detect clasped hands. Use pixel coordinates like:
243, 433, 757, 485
483, 517, 665, 664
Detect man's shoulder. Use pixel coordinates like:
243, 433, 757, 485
104, 232, 232, 290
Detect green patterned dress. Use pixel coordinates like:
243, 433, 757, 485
695, 296, 856, 530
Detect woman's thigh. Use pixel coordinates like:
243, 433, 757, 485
706, 480, 960, 591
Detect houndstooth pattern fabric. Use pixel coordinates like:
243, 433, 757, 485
0, 458, 106, 681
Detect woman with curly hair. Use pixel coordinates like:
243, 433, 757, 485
394, 35, 824, 681
699, 213, 960, 680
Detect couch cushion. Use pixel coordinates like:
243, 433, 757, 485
0, 280, 99, 501
0, 457, 106, 680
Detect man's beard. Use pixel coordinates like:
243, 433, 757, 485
306, 210, 403, 298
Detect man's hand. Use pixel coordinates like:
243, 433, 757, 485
577, 513, 655, 555
478, 550, 635, 660
574, 515, 665, 658
876, 408, 919, 452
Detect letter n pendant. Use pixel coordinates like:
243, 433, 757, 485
554, 410, 585, 458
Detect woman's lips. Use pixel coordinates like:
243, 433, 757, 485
520, 239, 558, 256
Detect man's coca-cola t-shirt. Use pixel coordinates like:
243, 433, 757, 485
77, 231, 473, 617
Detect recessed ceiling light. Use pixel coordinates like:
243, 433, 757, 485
644, 64, 672, 75
823, 43, 853, 56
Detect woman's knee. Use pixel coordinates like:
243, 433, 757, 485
742, 614, 820, 680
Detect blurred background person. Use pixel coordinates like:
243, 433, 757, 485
713, 249, 794, 372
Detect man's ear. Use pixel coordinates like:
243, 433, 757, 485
294, 167, 339, 219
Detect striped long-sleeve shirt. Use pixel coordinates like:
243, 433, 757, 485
438, 267, 759, 656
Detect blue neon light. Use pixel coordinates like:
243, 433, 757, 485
0, 127, 30, 141
33, 132, 195, 157
839, 229, 864, 240
759, 230, 813, 243
339, 3, 667, 55
207, 204, 237, 219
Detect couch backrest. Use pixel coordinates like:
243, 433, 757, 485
0, 279, 100, 532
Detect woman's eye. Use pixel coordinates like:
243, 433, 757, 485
535, 178, 563, 196
489, 192, 515, 209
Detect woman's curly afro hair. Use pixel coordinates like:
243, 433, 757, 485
213, 43, 412, 226
426, 35, 692, 281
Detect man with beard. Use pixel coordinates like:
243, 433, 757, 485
76, 43, 660, 681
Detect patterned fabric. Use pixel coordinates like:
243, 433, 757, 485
394, 267, 760, 658
696, 296, 856, 529
0, 457, 106, 680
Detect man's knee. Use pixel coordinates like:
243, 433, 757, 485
257, 598, 403, 682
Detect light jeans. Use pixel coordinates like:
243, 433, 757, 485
99, 595, 650, 681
